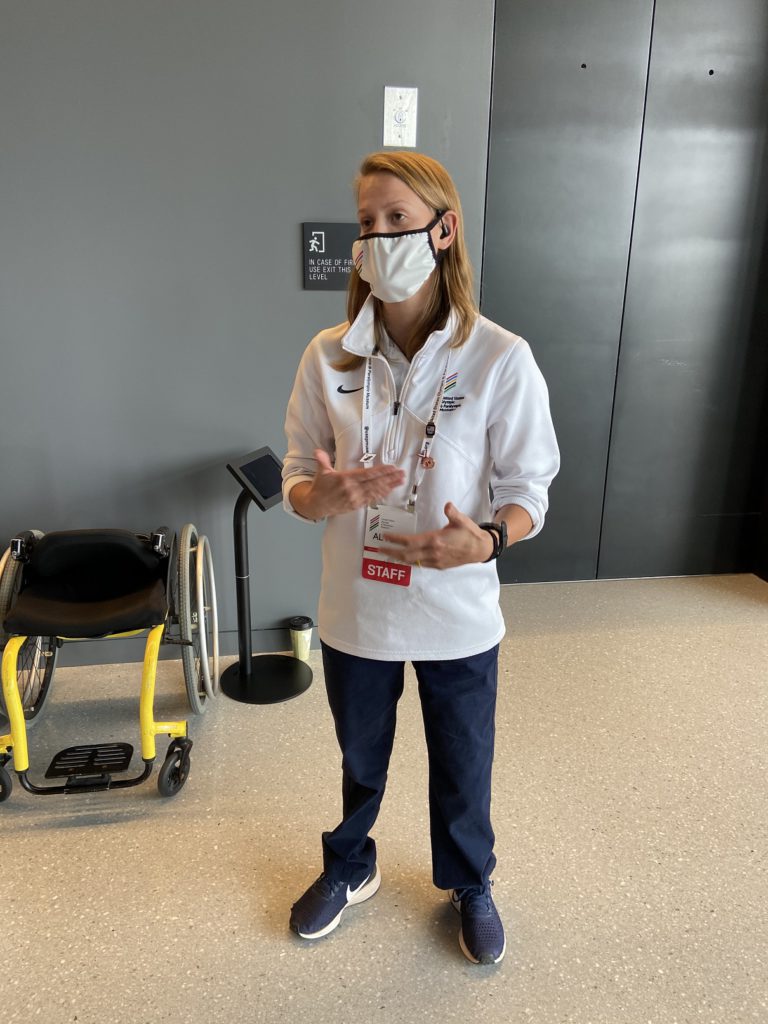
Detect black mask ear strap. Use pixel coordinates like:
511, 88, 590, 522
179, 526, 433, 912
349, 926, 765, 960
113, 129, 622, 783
430, 209, 449, 261
435, 209, 450, 239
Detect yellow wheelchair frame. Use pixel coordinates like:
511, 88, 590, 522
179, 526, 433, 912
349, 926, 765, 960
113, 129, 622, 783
0, 625, 189, 798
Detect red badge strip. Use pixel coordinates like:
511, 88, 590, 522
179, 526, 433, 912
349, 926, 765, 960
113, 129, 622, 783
362, 558, 412, 587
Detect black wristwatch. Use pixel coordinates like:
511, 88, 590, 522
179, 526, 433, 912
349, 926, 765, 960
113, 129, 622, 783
478, 521, 507, 561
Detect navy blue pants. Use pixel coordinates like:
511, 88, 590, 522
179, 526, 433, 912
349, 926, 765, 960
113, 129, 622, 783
320, 641, 499, 891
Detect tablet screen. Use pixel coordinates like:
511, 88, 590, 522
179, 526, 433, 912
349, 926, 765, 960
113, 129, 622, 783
227, 448, 284, 510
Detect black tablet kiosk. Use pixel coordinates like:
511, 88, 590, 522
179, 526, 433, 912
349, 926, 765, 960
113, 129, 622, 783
220, 446, 312, 705
226, 447, 284, 512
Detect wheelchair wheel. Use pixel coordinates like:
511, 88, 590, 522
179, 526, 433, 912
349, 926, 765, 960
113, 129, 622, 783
0, 543, 25, 648
178, 524, 219, 714
0, 534, 43, 646
0, 538, 58, 729
0, 764, 12, 802
2, 637, 58, 728
157, 739, 191, 797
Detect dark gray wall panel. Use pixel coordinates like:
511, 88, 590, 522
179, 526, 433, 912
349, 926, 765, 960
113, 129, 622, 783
482, 0, 654, 582
748, 216, 768, 582
599, 0, 768, 578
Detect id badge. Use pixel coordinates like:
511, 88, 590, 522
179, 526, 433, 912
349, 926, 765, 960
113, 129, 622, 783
362, 504, 416, 588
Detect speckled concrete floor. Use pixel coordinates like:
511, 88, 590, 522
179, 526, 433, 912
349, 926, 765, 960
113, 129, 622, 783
1, 575, 767, 1024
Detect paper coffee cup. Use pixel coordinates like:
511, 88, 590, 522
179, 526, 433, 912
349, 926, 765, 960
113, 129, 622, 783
288, 615, 313, 662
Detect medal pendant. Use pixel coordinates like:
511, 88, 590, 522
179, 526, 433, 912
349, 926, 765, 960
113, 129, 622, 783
421, 455, 436, 470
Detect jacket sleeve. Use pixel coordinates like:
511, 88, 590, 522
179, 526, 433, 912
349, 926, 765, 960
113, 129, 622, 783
487, 339, 560, 540
282, 340, 336, 522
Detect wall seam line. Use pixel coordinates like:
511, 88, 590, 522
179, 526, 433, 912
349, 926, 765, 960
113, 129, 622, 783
596, 0, 658, 579
478, 0, 499, 308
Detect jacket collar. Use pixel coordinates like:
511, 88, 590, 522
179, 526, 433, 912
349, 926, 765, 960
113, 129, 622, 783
341, 294, 459, 363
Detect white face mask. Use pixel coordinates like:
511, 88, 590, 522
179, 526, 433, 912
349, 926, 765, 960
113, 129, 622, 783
352, 213, 444, 303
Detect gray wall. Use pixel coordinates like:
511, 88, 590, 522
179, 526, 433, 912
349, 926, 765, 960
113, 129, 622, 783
483, 0, 768, 583
599, 0, 768, 577
0, 1, 495, 663
482, 0, 654, 582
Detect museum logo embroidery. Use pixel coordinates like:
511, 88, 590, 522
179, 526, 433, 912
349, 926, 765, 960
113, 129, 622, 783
440, 372, 464, 412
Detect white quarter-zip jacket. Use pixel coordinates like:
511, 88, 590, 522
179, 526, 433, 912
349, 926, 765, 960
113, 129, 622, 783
283, 296, 560, 661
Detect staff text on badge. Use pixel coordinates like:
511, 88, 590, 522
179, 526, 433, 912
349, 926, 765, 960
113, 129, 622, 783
302, 223, 360, 291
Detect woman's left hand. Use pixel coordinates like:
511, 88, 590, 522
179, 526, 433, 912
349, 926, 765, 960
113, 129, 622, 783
380, 502, 494, 569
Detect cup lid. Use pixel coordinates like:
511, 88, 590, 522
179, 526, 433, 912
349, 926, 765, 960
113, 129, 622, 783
287, 615, 313, 629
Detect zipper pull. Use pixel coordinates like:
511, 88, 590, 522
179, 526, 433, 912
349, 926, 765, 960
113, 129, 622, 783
393, 401, 400, 416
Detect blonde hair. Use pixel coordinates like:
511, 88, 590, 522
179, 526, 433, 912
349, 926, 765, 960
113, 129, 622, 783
336, 151, 478, 371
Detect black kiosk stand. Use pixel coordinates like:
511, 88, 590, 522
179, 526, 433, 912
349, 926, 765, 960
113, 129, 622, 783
219, 447, 313, 705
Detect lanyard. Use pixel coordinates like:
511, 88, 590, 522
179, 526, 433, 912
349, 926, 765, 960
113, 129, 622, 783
360, 350, 451, 511
359, 355, 376, 466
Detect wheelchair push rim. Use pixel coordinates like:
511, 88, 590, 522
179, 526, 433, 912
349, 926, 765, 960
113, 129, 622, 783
195, 534, 220, 698
178, 524, 219, 714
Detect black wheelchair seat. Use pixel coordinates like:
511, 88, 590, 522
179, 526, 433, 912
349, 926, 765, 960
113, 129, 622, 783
3, 530, 167, 638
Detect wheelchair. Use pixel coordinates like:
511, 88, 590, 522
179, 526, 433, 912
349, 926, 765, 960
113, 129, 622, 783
0, 524, 219, 802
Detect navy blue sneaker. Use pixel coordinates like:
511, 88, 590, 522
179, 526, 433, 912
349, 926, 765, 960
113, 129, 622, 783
290, 865, 381, 939
450, 882, 506, 964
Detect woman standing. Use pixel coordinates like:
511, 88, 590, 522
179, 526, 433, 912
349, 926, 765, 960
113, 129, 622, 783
282, 151, 559, 965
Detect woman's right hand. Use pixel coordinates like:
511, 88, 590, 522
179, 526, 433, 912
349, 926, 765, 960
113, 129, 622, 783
290, 448, 405, 520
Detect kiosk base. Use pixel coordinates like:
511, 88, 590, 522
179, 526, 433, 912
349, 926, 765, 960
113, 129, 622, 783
220, 655, 312, 705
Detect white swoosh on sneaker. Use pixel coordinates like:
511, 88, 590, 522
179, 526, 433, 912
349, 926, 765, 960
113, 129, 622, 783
346, 876, 368, 900
345, 865, 381, 904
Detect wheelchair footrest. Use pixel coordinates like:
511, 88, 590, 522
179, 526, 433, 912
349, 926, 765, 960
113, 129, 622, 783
45, 743, 134, 780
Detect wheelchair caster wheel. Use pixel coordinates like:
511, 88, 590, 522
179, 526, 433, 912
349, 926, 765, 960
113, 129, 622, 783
157, 739, 192, 798
0, 764, 12, 803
